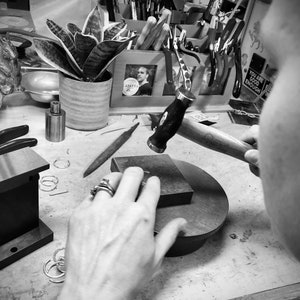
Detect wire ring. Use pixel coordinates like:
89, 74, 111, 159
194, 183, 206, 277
90, 178, 115, 199
39, 175, 59, 192
43, 259, 65, 283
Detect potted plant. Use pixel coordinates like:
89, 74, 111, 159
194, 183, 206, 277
33, 4, 135, 130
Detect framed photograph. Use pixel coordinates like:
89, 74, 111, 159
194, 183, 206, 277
109, 50, 240, 114
110, 50, 170, 111
110, 50, 204, 113
122, 64, 157, 97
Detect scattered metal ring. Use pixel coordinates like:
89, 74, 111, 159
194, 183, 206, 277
40, 175, 59, 184
53, 247, 65, 262
39, 175, 59, 192
43, 259, 65, 280
53, 158, 70, 169
56, 260, 66, 273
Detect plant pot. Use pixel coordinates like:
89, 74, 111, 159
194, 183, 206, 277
59, 71, 112, 131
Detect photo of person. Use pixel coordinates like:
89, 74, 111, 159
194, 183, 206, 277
136, 66, 152, 96
122, 64, 157, 96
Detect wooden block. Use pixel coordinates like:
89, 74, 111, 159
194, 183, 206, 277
0, 147, 53, 268
111, 154, 194, 207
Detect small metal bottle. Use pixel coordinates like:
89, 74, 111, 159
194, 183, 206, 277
45, 100, 66, 142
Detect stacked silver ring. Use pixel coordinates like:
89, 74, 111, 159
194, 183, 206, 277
90, 178, 115, 198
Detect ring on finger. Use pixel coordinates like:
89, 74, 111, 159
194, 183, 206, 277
90, 178, 116, 199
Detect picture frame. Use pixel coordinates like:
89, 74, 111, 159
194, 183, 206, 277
122, 64, 157, 97
110, 49, 236, 114
111, 50, 179, 110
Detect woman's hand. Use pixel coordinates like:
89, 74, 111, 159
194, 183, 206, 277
241, 125, 260, 176
58, 167, 186, 300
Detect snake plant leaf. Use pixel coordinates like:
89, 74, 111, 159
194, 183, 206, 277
103, 20, 127, 41
33, 38, 81, 80
82, 6, 102, 43
67, 23, 82, 37
46, 19, 82, 73
83, 36, 136, 82
74, 32, 98, 67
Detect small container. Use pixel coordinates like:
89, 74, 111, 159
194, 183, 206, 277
45, 101, 66, 142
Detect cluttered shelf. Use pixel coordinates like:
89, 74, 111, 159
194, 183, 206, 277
1, 0, 268, 113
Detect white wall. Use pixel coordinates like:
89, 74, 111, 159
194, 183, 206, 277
30, 0, 92, 37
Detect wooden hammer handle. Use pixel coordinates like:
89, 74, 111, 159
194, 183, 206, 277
177, 118, 253, 162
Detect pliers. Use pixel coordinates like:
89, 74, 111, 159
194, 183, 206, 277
172, 25, 201, 65
224, 20, 245, 98
215, 18, 237, 86
171, 28, 193, 91
212, 19, 245, 97
232, 39, 242, 98
207, 15, 219, 86
0, 125, 38, 155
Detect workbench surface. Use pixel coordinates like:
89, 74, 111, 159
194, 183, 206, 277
1, 94, 300, 300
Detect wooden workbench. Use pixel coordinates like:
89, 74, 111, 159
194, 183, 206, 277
1, 94, 300, 300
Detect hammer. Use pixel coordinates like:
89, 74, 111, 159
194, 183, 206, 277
147, 86, 253, 163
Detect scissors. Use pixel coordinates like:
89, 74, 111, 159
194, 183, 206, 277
0, 125, 37, 155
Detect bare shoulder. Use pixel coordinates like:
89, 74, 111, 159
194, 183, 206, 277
258, 0, 300, 260
259, 44, 300, 261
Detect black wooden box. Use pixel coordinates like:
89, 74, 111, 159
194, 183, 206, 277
0, 147, 53, 269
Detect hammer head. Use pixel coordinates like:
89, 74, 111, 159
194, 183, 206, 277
147, 86, 196, 153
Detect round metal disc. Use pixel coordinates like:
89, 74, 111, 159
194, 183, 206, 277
155, 159, 229, 256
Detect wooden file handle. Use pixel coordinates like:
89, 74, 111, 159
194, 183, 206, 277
177, 118, 253, 163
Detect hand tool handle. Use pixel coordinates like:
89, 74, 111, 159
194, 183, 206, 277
177, 118, 253, 162
208, 49, 216, 87
203, 0, 217, 22
218, 18, 236, 52
208, 16, 217, 87
0, 125, 29, 144
231, 20, 245, 44
0, 138, 38, 155
134, 16, 157, 49
83, 123, 139, 177
147, 87, 195, 153
153, 23, 169, 51
227, 20, 245, 54
162, 44, 174, 85
232, 41, 242, 98
139, 9, 171, 50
